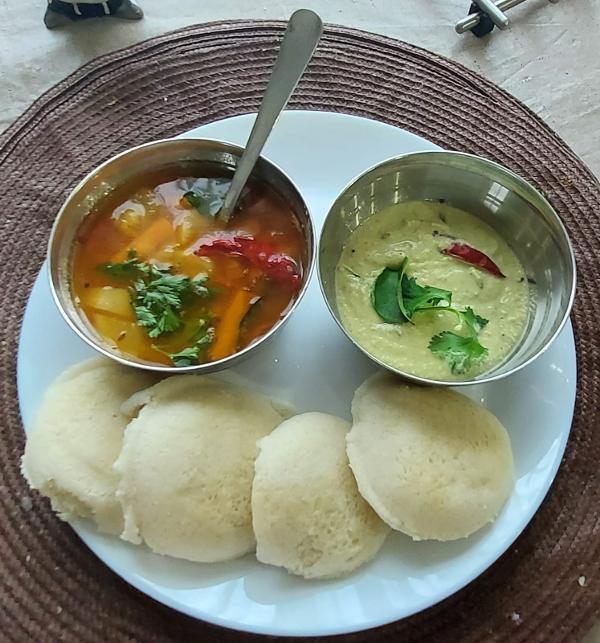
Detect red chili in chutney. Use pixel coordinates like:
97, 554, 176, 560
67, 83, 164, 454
441, 242, 506, 278
71, 166, 306, 366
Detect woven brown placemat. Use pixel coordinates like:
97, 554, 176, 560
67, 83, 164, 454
0, 20, 598, 643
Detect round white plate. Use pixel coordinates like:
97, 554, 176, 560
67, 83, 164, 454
17, 111, 576, 637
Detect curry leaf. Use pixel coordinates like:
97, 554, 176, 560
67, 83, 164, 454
372, 267, 406, 323
373, 258, 451, 323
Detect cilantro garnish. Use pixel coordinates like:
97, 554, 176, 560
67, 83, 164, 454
97, 251, 211, 339
97, 249, 150, 278
372, 258, 452, 324
429, 307, 489, 374
183, 191, 210, 213
396, 258, 452, 321
371, 258, 488, 375
459, 306, 489, 334
182, 178, 230, 216
163, 326, 215, 366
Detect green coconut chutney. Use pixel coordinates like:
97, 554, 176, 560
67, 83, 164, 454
335, 200, 529, 380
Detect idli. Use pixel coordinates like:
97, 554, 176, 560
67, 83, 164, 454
252, 412, 390, 579
21, 358, 157, 534
346, 372, 514, 541
115, 375, 292, 562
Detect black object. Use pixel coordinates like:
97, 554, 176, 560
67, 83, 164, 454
468, 2, 496, 37
47, 0, 124, 19
44, 0, 143, 29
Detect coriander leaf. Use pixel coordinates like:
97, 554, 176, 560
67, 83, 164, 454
372, 267, 405, 323
398, 274, 452, 321
153, 306, 182, 337
99, 260, 137, 278
191, 274, 212, 297
428, 306, 489, 374
183, 190, 210, 213
167, 346, 200, 367
429, 331, 488, 374
96, 254, 213, 339
97, 250, 149, 279
165, 328, 214, 366
132, 272, 186, 338
133, 305, 157, 329
192, 273, 207, 285
460, 306, 489, 334
130, 263, 211, 338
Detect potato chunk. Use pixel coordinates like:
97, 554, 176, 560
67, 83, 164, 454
84, 287, 133, 319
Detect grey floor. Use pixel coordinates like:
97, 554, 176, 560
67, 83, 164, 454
2, 0, 599, 179
1, 0, 598, 640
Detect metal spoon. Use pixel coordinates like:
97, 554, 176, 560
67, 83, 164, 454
218, 9, 323, 223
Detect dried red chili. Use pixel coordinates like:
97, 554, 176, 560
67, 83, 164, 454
442, 242, 505, 278
194, 233, 301, 287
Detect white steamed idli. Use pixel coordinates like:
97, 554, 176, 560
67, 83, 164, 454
346, 372, 514, 541
252, 412, 390, 579
21, 358, 157, 534
115, 375, 292, 562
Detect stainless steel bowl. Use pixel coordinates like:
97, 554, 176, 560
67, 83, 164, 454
318, 151, 576, 386
48, 138, 315, 373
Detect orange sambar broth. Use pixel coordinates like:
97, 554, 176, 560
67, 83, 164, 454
71, 167, 307, 366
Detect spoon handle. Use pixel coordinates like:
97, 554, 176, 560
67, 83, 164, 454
219, 9, 323, 222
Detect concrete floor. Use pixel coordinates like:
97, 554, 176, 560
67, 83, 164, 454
2, 0, 599, 179
0, 0, 598, 639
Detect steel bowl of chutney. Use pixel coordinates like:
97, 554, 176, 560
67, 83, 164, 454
319, 151, 576, 386
48, 138, 315, 372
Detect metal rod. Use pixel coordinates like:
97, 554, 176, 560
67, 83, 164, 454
455, 0, 527, 34
475, 0, 510, 29
218, 10, 323, 222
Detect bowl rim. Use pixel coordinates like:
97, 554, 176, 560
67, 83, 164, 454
317, 149, 577, 387
47, 136, 316, 373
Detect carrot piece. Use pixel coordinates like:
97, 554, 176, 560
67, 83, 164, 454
210, 289, 254, 361
111, 217, 174, 262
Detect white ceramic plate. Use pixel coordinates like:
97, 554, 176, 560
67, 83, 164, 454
17, 111, 576, 637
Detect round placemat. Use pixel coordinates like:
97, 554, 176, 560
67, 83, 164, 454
0, 20, 598, 643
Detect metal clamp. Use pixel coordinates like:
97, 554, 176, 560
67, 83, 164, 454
456, 0, 560, 37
